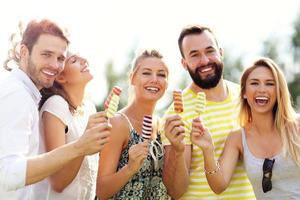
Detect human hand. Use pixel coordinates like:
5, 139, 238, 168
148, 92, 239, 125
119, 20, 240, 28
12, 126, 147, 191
164, 115, 185, 153
127, 141, 149, 174
86, 111, 107, 130
190, 117, 213, 150
75, 120, 111, 155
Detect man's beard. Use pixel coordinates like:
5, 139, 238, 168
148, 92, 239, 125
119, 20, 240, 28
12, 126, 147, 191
187, 62, 223, 89
27, 57, 52, 89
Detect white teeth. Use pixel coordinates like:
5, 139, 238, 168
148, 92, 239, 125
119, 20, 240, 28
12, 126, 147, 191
255, 96, 268, 100
200, 67, 212, 73
43, 70, 56, 76
81, 66, 89, 72
146, 87, 159, 92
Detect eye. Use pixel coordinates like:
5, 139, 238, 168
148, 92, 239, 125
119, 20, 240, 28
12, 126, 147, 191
206, 49, 215, 54
142, 72, 151, 75
250, 82, 258, 85
58, 56, 65, 63
266, 82, 275, 86
42, 52, 51, 57
158, 73, 166, 78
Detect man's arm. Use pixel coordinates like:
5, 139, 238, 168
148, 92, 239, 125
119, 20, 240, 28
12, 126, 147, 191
0, 123, 111, 191
163, 145, 191, 199
162, 114, 191, 199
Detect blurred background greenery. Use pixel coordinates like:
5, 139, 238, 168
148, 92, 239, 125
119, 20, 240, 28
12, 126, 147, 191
98, 12, 300, 114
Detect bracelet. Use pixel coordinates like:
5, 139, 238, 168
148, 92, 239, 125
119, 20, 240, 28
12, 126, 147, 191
204, 161, 220, 175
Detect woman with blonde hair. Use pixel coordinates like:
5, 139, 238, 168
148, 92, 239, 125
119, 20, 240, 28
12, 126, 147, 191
97, 49, 170, 199
191, 57, 300, 199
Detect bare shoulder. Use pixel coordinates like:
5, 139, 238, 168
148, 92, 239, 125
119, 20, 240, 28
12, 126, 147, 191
225, 129, 243, 151
109, 114, 131, 139
109, 114, 127, 128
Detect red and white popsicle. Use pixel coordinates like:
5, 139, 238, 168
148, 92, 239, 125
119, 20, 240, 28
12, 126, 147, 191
141, 115, 152, 140
104, 86, 122, 118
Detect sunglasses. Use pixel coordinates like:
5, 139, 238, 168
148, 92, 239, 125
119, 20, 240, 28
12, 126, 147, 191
262, 158, 275, 193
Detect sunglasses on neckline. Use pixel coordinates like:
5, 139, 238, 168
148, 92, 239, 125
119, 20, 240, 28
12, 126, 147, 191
262, 158, 275, 193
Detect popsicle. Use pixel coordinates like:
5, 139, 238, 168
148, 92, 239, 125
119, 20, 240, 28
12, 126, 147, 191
173, 90, 184, 113
104, 86, 122, 118
141, 115, 152, 140
195, 92, 206, 114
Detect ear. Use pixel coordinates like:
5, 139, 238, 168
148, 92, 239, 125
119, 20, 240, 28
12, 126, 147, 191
181, 58, 188, 71
219, 47, 224, 58
129, 72, 135, 85
243, 94, 247, 99
19, 44, 29, 70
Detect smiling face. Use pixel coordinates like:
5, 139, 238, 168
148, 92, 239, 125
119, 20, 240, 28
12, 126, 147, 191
181, 31, 223, 89
243, 66, 277, 115
131, 57, 168, 102
20, 34, 68, 90
58, 53, 93, 86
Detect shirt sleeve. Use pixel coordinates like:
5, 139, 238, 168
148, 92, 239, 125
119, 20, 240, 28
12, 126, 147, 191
40, 95, 70, 126
0, 90, 34, 191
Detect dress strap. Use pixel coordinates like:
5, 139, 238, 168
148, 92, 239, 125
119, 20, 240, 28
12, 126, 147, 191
117, 112, 134, 132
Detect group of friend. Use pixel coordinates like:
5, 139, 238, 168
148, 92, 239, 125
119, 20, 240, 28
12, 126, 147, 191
0, 19, 299, 200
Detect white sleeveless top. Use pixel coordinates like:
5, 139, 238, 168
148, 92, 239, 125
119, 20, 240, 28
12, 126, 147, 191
32, 95, 98, 200
241, 128, 300, 199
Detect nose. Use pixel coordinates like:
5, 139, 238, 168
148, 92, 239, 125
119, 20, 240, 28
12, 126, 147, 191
49, 57, 64, 73
80, 58, 87, 65
150, 74, 159, 83
199, 54, 209, 66
257, 84, 267, 92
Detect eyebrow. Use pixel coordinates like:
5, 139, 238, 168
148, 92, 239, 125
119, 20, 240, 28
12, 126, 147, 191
41, 50, 54, 54
141, 68, 167, 72
249, 78, 275, 81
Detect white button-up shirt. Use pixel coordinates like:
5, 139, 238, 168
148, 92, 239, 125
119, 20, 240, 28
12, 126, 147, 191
0, 68, 41, 199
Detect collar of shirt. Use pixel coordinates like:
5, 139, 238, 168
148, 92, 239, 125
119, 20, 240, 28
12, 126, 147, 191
11, 68, 41, 105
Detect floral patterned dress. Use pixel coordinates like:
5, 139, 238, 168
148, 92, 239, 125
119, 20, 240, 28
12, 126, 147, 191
109, 113, 170, 200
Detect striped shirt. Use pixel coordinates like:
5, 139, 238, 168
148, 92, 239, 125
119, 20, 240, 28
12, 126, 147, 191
161, 80, 255, 199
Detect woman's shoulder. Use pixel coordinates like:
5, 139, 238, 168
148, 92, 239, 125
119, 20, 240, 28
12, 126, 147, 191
44, 95, 68, 107
40, 95, 69, 113
110, 113, 132, 133
226, 128, 243, 149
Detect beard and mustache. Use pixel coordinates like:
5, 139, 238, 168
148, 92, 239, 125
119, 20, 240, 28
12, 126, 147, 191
187, 61, 223, 89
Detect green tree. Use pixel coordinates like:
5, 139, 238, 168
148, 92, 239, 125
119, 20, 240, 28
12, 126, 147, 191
290, 11, 300, 110
223, 49, 244, 83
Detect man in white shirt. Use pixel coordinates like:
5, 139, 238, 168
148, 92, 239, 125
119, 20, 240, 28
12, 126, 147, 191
0, 19, 111, 199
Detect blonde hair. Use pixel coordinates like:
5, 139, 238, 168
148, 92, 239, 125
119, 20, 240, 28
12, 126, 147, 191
127, 49, 168, 102
239, 57, 300, 166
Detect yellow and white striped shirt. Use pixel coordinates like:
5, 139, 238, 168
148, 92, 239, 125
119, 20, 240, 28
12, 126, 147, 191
161, 80, 255, 199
